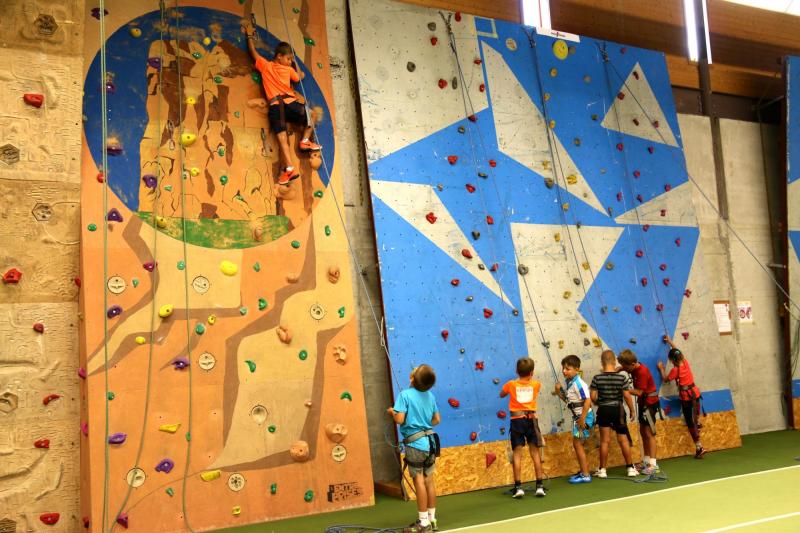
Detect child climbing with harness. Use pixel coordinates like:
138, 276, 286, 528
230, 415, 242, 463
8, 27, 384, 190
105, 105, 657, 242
554, 354, 594, 484
500, 357, 546, 498
387, 365, 441, 532
657, 336, 707, 459
244, 23, 321, 186
591, 350, 638, 478
617, 349, 661, 474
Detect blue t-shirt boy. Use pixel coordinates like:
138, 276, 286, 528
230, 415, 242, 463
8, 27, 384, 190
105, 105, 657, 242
393, 388, 439, 452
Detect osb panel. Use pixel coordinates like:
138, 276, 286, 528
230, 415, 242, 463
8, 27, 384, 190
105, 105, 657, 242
402, 411, 741, 497
0, 303, 81, 531
793, 398, 800, 430
0, 0, 84, 56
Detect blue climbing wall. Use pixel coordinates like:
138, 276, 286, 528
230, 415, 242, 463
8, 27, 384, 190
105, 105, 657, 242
787, 56, 800, 412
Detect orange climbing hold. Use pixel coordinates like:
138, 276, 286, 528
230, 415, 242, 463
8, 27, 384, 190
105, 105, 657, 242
489, 263, 498, 272
3, 268, 22, 284
461, 249, 473, 259
451, 279, 460, 286
448, 397, 459, 408
486, 452, 497, 467
465, 183, 475, 193
486, 215, 494, 225
447, 155, 458, 165
496, 410, 506, 419
24, 93, 44, 108
488, 159, 497, 167
42, 394, 61, 405
483, 308, 493, 318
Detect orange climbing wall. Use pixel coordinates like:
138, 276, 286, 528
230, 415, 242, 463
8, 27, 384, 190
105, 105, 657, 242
79, 1, 374, 531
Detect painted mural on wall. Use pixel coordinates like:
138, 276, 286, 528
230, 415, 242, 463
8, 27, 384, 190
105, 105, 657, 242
787, 55, 800, 428
80, 1, 373, 531
351, 0, 740, 494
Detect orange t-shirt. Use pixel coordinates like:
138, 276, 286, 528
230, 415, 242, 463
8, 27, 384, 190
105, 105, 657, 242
501, 378, 541, 416
255, 56, 300, 104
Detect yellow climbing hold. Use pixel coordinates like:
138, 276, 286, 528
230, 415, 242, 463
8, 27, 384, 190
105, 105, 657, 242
180, 133, 197, 147
554, 232, 561, 243
562, 202, 570, 211
580, 323, 588, 333
548, 119, 556, 129
558, 340, 565, 349
135, 336, 146, 345
563, 291, 571, 299
582, 261, 590, 270
592, 337, 602, 347
200, 469, 221, 482
130, 27, 142, 38
552, 39, 569, 60
185, 96, 197, 105
190, 167, 200, 177
202, 36, 212, 46
543, 92, 551, 101
550, 67, 558, 77
220, 260, 238, 276
159, 423, 181, 433
155, 216, 167, 228
566, 174, 577, 185
207, 315, 216, 325
158, 304, 174, 318
232, 506, 242, 516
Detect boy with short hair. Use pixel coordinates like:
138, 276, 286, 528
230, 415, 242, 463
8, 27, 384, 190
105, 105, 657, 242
500, 357, 546, 498
657, 336, 707, 459
554, 354, 594, 484
388, 365, 441, 532
244, 25, 321, 185
617, 349, 661, 473
591, 350, 638, 478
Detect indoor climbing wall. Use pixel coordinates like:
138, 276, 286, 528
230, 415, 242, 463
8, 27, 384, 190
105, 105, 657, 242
787, 55, 800, 430
351, 0, 741, 495
80, 1, 373, 531
0, 1, 84, 531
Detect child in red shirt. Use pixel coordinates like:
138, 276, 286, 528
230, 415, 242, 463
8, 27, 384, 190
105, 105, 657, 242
500, 357, 545, 498
244, 24, 321, 185
617, 349, 661, 473
657, 336, 706, 458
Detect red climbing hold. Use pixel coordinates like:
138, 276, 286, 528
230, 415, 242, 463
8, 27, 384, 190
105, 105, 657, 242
33, 322, 45, 333
632, 118, 640, 126
634, 304, 642, 314
633, 170, 641, 178
43, 394, 61, 405
663, 405, 672, 415
475, 361, 484, 371
659, 264, 667, 271
486, 215, 494, 225
40, 513, 60, 525
496, 410, 507, 419
474, 58, 482, 65
451, 279, 460, 286
660, 209, 667, 217
74, 277, 82, 287
486, 452, 497, 467
461, 249, 473, 259
3, 268, 22, 284
633, 70, 640, 80
83, 516, 90, 528
479, 83, 485, 92
34, 439, 50, 449
664, 184, 672, 192
96, 171, 105, 183
447, 155, 458, 165
616, 143, 624, 151
663, 278, 670, 286
616, 192, 622, 201
24, 93, 44, 108
455, 11, 462, 21
656, 303, 664, 312
117, 513, 129, 529
636, 194, 644, 203
483, 308, 493, 318
431, 36, 438, 46
620, 47, 627, 54
465, 183, 476, 193
426, 212, 437, 224
467, 114, 477, 122
653, 120, 660, 128
448, 397, 460, 408
641, 277, 648, 287
684, 289, 692, 298
635, 250, 644, 258
438, 78, 447, 89
488, 159, 497, 168
681, 332, 690, 340
617, 92, 625, 100
643, 224, 650, 231
441, 330, 449, 341
490, 263, 498, 272
648, 146, 655, 154
470, 431, 477, 441
675, 237, 681, 247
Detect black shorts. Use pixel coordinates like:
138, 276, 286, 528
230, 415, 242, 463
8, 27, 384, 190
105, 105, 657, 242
268, 100, 307, 133
596, 404, 628, 434
510, 417, 543, 448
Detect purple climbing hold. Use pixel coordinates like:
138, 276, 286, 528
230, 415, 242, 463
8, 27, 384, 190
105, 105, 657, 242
107, 208, 123, 222
78, 367, 87, 379
172, 357, 190, 370
142, 175, 158, 189
105, 81, 116, 94
116, 513, 129, 529
147, 57, 162, 70
108, 432, 127, 444
81, 421, 89, 436
155, 458, 175, 473
91, 7, 109, 20
107, 305, 122, 319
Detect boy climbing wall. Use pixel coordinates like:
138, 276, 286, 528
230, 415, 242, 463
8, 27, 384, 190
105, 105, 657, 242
244, 23, 321, 185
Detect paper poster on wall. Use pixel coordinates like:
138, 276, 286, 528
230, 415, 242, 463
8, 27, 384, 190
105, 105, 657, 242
737, 300, 753, 324
714, 300, 733, 334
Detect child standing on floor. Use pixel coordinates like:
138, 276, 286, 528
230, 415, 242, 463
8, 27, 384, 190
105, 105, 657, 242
657, 336, 707, 459
501, 357, 546, 498
388, 365, 441, 532
554, 354, 595, 484
591, 350, 638, 478
617, 349, 661, 474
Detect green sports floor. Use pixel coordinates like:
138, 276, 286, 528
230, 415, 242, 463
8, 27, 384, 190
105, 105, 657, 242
222, 431, 800, 533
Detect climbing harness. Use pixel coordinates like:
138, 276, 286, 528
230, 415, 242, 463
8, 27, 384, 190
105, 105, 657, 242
401, 430, 441, 470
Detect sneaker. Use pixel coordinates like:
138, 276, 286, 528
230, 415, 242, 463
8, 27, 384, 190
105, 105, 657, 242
694, 447, 707, 459
512, 487, 524, 499
278, 167, 300, 185
403, 521, 432, 533
429, 518, 439, 532
641, 465, 656, 475
594, 468, 607, 479
535, 486, 546, 497
568, 474, 592, 484
633, 462, 646, 473
299, 139, 322, 152
627, 467, 639, 477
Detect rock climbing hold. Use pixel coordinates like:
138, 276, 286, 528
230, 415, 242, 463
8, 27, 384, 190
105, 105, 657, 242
544, 177, 554, 189
486, 452, 497, 467
324, 225, 332, 236
313, 189, 324, 198
2, 268, 22, 284
450, 279, 460, 287
661, 209, 667, 217
201, 469, 221, 482
220, 260, 238, 276
483, 308, 493, 318
592, 337, 602, 347
684, 289, 692, 298
466, 295, 473, 302
648, 146, 655, 154
465, 183, 475, 193
633, 118, 640, 126
158, 304, 173, 318
563, 291, 571, 299
681, 332, 690, 340
245, 360, 256, 373
81, 422, 88, 436
172, 358, 189, 370
155, 216, 167, 228
40, 513, 60, 525
438, 78, 447, 89
258, 298, 267, 310
488, 159, 497, 168
591, 113, 598, 120
659, 264, 667, 271
467, 114, 477, 122
180, 133, 197, 146
605, 262, 614, 270
78, 368, 87, 379
107, 305, 122, 319
478, 171, 488, 178
581, 261, 589, 269
616, 143, 624, 151
441, 330, 449, 341
461, 249, 473, 259
338, 306, 345, 318
129, 27, 142, 37
635, 250, 644, 258
490, 263, 499, 272
663, 278, 670, 286
43, 394, 61, 406
340, 391, 352, 401
542, 341, 550, 348
239, 307, 248, 315
24, 93, 44, 108
304, 490, 314, 502
562, 202, 570, 211
470, 431, 477, 441
33, 322, 45, 333
448, 398, 460, 408
328, 266, 341, 284
108, 433, 127, 445
277, 325, 292, 344
159, 423, 180, 433
479, 83, 485, 92
634, 305, 642, 314
580, 323, 588, 332
573, 277, 581, 286
497, 410, 507, 419
143, 261, 157, 272
675, 237, 681, 246
548, 119, 556, 129
155, 459, 174, 473
558, 340, 565, 349
549, 67, 558, 77
616, 191, 623, 201
629, 338, 637, 344
641, 277, 648, 287
34, 438, 50, 449
87, 223, 97, 232
633, 170, 641, 178
486, 215, 494, 225
664, 184, 672, 192
636, 194, 644, 203
425, 212, 437, 224
176, 260, 186, 271
656, 303, 664, 311
232, 506, 242, 516
291, 240, 301, 249
107, 392, 115, 400
518, 264, 529, 275
478, 263, 485, 270
584, 338, 591, 346
643, 224, 650, 232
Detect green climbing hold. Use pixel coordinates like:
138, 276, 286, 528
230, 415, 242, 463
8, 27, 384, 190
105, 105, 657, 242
195, 323, 205, 335
338, 306, 345, 318
324, 225, 331, 236
234, 193, 244, 201
303, 37, 315, 46
185, 432, 191, 441
192, 51, 202, 59
293, 7, 300, 13
177, 260, 185, 270
88, 223, 97, 232
234, 111, 240, 118
217, 146, 225, 157
166, 487, 174, 497
291, 240, 301, 249
164, 185, 173, 191
132, 278, 139, 288
270, 483, 277, 494
258, 298, 267, 310
298, 349, 308, 361
107, 391, 116, 400
245, 360, 256, 373
220, 175, 228, 185
340, 391, 352, 401
304, 490, 314, 502
317, 62, 323, 69
239, 306, 248, 315
213, 75, 223, 84
313, 190, 323, 198
251, 71, 262, 83
268, 424, 276, 433
253, 262, 261, 272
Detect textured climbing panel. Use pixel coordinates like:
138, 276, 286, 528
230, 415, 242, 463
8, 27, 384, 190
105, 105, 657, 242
351, 0, 740, 494
79, 1, 373, 530
787, 56, 800, 429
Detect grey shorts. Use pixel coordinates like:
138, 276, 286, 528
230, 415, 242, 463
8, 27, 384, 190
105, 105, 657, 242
405, 446, 436, 477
